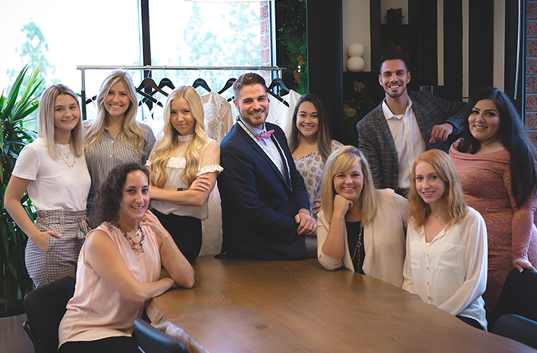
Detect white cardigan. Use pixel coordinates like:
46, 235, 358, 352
317, 189, 408, 287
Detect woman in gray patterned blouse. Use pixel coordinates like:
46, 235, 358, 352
288, 93, 343, 220
84, 71, 156, 215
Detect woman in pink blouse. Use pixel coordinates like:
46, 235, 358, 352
449, 87, 537, 312
58, 163, 194, 353
288, 93, 343, 220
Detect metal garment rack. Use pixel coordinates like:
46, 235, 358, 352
77, 65, 286, 120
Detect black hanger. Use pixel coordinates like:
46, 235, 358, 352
85, 95, 97, 105
137, 77, 168, 97
192, 78, 211, 92
218, 78, 236, 94
158, 77, 175, 90
268, 78, 290, 95
137, 90, 163, 108
267, 91, 289, 107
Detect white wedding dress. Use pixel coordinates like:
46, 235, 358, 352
200, 91, 234, 256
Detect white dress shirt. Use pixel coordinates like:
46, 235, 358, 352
382, 100, 426, 189
402, 207, 488, 330
238, 119, 289, 180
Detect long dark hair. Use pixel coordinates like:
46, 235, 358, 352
288, 93, 333, 163
93, 162, 150, 226
456, 87, 537, 208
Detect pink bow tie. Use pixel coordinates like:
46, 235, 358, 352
256, 130, 275, 140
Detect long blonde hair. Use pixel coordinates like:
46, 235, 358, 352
84, 70, 144, 153
149, 86, 208, 187
320, 146, 378, 227
407, 150, 468, 230
38, 84, 84, 159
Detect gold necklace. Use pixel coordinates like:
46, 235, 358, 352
117, 224, 145, 254
57, 146, 75, 168
351, 226, 364, 267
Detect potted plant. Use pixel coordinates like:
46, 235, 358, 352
1, 65, 42, 353
1, 66, 42, 319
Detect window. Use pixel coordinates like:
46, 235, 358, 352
0, 0, 273, 129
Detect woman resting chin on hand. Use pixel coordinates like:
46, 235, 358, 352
316, 146, 408, 288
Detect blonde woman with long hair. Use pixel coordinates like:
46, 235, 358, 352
147, 86, 222, 262
5, 84, 91, 287
403, 149, 487, 330
317, 146, 407, 287
84, 70, 156, 213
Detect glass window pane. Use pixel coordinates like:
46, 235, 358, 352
149, 0, 263, 99
0, 0, 141, 128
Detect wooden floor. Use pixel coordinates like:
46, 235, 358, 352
147, 256, 535, 353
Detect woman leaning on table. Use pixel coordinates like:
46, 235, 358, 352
84, 70, 156, 214
288, 93, 343, 220
317, 146, 408, 287
58, 162, 194, 353
403, 150, 487, 330
449, 87, 537, 312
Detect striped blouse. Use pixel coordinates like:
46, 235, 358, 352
86, 123, 156, 198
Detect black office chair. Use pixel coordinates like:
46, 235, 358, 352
491, 314, 537, 349
489, 268, 537, 330
23, 276, 76, 353
134, 319, 188, 353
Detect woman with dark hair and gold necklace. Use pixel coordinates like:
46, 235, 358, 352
58, 162, 194, 353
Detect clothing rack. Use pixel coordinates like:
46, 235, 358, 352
77, 65, 286, 120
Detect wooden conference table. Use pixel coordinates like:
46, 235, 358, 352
147, 256, 534, 353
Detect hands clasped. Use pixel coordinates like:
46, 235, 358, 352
295, 209, 316, 235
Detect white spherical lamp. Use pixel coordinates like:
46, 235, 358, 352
348, 43, 365, 58
347, 57, 365, 72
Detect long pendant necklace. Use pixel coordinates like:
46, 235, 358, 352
57, 146, 75, 168
351, 227, 364, 269
117, 224, 145, 254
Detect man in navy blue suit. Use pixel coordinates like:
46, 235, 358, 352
218, 73, 316, 260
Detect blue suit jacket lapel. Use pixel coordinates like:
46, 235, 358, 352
238, 127, 291, 190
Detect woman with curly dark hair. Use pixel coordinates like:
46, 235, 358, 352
58, 162, 194, 353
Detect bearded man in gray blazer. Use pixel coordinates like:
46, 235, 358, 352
357, 51, 466, 196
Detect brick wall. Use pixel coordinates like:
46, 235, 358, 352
528, 2, 537, 145
260, 1, 271, 85
528, 1, 537, 224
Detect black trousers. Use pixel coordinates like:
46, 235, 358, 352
59, 336, 139, 353
457, 314, 485, 330
152, 209, 202, 263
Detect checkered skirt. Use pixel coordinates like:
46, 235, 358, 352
25, 209, 93, 287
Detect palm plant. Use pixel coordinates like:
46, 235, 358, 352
1, 65, 43, 316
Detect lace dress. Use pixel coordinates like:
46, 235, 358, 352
293, 140, 344, 218
449, 141, 537, 311
200, 92, 234, 256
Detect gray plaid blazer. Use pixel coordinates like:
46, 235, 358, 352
356, 90, 466, 194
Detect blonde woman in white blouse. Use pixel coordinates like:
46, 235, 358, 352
147, 86, 222, 263
404, 149, 488, 330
